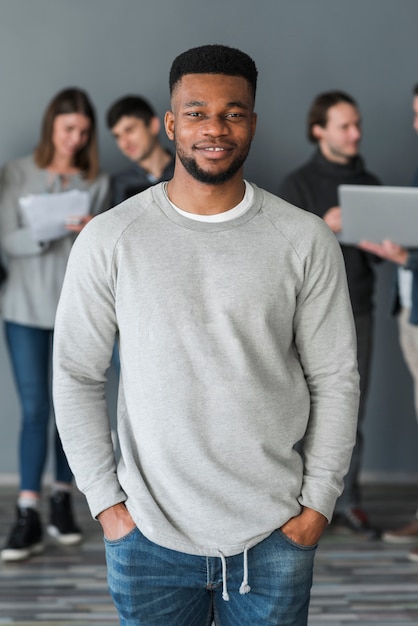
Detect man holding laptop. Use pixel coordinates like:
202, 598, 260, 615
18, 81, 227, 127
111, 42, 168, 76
360, 83, 418, 562
279, 91, 381, 538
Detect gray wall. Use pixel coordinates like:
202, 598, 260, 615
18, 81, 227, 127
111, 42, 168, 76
1, 0, 418, 480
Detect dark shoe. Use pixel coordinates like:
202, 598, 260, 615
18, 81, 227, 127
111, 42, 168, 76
1, 507, 43, 562
47, 491, 82, 545
331, 508, 380, 539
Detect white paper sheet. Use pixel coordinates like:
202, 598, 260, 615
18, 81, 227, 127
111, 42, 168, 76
19, 189, 90, 242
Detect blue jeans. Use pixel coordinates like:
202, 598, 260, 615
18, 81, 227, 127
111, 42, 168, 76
4, 321, 73, 492
105, 526, 317, 625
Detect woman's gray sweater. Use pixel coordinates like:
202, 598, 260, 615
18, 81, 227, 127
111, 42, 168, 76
0, 155, 109, 328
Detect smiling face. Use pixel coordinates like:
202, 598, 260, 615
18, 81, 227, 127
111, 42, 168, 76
165, 73, 257, 185
313, 102, 362, 165
51, 113, 91, 162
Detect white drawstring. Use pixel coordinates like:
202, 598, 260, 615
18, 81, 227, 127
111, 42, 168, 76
239, 546, 251, 595
218, 547, 251, 601
218, 551, 230, 601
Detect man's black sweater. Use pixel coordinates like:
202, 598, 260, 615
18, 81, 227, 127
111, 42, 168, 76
279, 149, 381, 315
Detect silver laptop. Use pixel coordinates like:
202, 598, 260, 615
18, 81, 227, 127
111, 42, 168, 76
338, 185, 418, 247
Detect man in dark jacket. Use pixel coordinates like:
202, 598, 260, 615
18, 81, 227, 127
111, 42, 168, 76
279, 91, 380, 538
107, 95, 174, 206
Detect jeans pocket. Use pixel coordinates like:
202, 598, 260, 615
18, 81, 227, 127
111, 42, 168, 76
104, 526, 139, 546
276, 528, 318, 551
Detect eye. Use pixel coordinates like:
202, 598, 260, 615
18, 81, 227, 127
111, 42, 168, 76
226, 112, 247, 121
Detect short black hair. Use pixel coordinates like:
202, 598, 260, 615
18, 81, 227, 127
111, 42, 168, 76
413, 83, 418, 96
169, 44, 258, 100
106, 95, 156, 129
307, 90, 358, 143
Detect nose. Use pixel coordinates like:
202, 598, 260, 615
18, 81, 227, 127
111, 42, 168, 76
201, 115, 229, 136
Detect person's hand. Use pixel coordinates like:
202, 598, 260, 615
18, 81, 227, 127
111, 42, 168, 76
97, 502, 137, 540
359, 239, 408, 265
65, 215, 94, 233
323, 206, 342, 233
280, 506, 328, 546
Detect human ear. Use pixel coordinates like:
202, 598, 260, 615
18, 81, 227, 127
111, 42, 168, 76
311, 124, 324, 140
164, 111, 175, 141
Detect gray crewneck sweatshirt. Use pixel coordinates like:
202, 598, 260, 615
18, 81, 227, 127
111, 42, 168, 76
53, 182, 359, 558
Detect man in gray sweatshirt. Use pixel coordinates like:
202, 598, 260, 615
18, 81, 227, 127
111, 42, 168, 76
53, 45, 359, 626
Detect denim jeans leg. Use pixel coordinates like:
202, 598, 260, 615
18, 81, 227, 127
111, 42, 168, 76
105, 527, 213, 626
213, 530, 316, 626
5, 321, 52, 492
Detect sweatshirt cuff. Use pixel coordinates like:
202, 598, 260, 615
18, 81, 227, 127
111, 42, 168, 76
298, 478, 342, 522
82, 477, 127, 520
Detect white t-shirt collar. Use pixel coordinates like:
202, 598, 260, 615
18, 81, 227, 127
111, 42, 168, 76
163, 180, 253, 222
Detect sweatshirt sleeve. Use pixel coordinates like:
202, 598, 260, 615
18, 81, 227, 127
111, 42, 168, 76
293, 220, 360, 520
53, 216, 125, 519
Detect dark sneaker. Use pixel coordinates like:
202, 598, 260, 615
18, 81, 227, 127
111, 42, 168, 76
331, 508, 380, 539
47, 491, 83, 545
1, 507, 43, 562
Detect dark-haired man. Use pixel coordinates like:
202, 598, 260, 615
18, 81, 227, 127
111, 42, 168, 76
279, 91, 381, 539
107, 95, 174, 205
53, 46, 359, 625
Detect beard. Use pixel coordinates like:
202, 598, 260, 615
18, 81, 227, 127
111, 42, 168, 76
174, 138, 251, 185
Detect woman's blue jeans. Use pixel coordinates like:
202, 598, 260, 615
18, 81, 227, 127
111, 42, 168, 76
4, 321, 73, 492
105, 525, 317, 625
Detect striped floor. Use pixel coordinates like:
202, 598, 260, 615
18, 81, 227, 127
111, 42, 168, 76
0, 484, 417, 625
